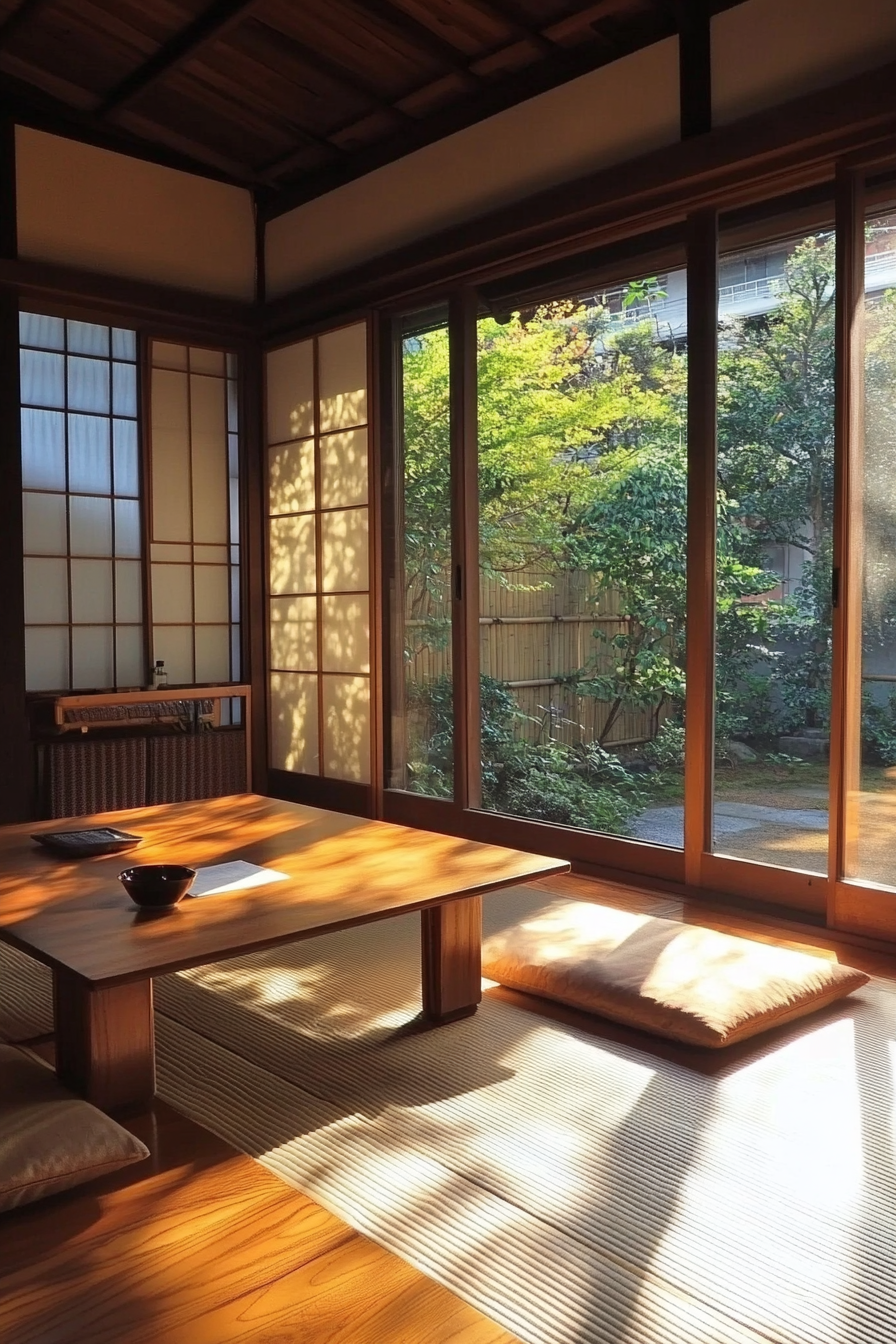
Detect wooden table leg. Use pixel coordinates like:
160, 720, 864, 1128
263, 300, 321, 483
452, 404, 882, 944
53, 968, 155, 1114
420, 895, 482, 1023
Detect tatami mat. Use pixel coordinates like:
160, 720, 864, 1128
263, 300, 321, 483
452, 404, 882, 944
2, 887, 895, 1344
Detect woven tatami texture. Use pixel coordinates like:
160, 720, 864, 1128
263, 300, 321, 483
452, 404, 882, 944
2, 888, 894, 1344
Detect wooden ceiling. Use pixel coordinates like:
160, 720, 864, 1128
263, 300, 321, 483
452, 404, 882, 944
0, 0, 742, 219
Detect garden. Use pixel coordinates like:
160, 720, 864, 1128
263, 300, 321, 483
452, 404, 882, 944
397, 227, 896, 869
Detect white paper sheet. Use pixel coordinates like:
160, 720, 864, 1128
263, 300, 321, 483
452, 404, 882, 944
189, 861, 290, 898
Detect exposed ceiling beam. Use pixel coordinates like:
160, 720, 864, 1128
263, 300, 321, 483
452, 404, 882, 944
97, 0, 263, 117
0, 69, 252, 185
472, 0, 556, 54
669, 0, 712, 138
0, 0, 55, 51
262, 6, 676, 218
348, 0, 480, 82
247, 19, 414, 123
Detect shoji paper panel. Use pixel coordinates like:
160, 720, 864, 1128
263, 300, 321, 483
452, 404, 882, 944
265, 323, 371, 783
320, 429, 367, 508
150, 342, 240, 685
270, 672, 320, 774
270, 596, 318, 672
267, 341, 314, 443
322, 676, 371, 784
269, 439, 315, 515
190, 373, 229, 544
319, 325, 368, 432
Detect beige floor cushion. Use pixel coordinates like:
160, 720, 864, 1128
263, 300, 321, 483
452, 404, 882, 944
0, 1045, 149, 1212
482, 901, 870, 1047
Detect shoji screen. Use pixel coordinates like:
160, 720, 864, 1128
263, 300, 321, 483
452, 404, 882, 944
266, 322, 371, 783
21, 313, 143, 691
149, 342, 240, 686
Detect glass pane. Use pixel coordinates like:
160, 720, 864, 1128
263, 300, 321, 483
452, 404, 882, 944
320, 508, 368, 592
320, 428, 368, 508
850, 210, 896, 887
113, 419, 140, 497
231, 624, 241, 681
71, 625, 113, 688
269, 514, 316, 595
474, 279, 688, 837
318, 323, 367, 432
69, 495, 112, 556
24, 557, 68, 624
713, 228, 834, 874
112, 362, 137, 417
227, 380, 239, 434
322, 675, 370, 782
20, 312, 64, 351
67, 320, 109, 357
68, 413, 111, 494
114, 498, 141, 557
67, 356, 110, 413
270, 671, 319, 773
270, 595, 317, 671
70, 559, 113, 623
115, 626, 144, 687
25, 626, 69, 691
390, 311, 453, 797
23, 492, 66, 554
21, 349, 64, 407
112, 328, 137, 361
229, 475, 240, 546
269, 439, 315, 515
321, 593, 370, 673
21, 408, 65, 489
115, 559, 143, 623
230, 565, 240, 623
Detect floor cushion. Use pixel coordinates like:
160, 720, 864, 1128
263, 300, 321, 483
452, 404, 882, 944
482, 900, 870, 1047
0, 1045, 149, 1212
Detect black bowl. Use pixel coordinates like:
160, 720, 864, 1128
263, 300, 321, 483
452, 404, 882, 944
119, 864, 196, 909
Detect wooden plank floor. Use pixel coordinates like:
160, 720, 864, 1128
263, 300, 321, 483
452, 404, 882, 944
4, 869, 896, 1344
0, 1096, 520, 1344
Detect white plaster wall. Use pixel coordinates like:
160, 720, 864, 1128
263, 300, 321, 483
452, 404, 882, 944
713, 0, 896, 126
266, 38, 679, 298
16, 127, 256, 300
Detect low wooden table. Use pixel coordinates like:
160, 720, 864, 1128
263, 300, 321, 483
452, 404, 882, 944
0, 794, 567, 1112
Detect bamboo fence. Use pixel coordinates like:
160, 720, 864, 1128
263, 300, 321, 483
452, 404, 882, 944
403, 567, 658, 750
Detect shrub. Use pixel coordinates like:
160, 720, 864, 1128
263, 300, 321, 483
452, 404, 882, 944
862, 691, 896, 766
642, 719, 685, 770
406, 673, 644, 834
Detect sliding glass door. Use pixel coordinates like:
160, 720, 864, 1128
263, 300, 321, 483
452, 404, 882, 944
710, 222, 835, 889
387, 307, 454, 800
380, 167, 896, 933
476, 277, 687, 844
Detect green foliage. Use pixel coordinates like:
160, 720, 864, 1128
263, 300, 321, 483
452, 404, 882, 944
862, 692, 896, 766
406, 674, 644, 834
642, 719, 686, 770
400, 238, 896, 824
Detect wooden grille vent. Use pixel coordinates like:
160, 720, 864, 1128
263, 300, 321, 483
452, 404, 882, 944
43, 731, 246, 818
